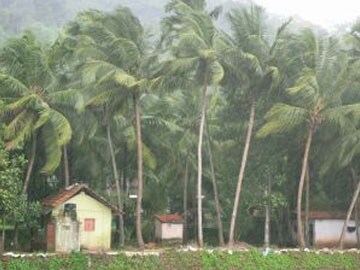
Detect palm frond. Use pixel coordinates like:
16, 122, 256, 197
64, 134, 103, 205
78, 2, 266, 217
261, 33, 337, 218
257, 103, 308, 137
4, 113, 36, 149
168, 56, 199, 75
209, 61, 224, 84
48, 109, 72, 145
0, 94, 39, 117
48, 89, 84, 111
0, 73, 30, 96
40, 123, 62, 174
287, 68, 319, 106
113, 70, 138, 88
85, 88, 121, 107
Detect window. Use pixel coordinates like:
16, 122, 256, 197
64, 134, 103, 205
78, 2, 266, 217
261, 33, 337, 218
84, 218, 95, 232
347, 226, 356, 233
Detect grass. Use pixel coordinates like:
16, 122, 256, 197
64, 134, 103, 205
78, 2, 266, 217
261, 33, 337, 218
1, 250, 360, 269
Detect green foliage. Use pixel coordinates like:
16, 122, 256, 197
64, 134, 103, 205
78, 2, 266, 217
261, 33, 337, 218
0, 142, 25, 216
1, 252, 360, 270
200, 250, 360, 270
95, 254, 162, 270
48, 252, 89, 270
0, 33, 74, 174
7, 259, 43, 270
11, 196, 41, 231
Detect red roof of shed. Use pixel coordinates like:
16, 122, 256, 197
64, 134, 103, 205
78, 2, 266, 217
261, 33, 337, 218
302, 211, 352, 220
42, 183, 120, 213
155, 214, 183, 223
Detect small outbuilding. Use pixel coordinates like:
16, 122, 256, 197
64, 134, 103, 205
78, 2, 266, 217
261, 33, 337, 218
302, 211, 357, 248
155, 214, 184, 242
42, 183, 119, 252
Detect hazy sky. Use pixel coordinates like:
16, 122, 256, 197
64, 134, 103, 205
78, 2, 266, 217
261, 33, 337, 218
252, 0, 360, 29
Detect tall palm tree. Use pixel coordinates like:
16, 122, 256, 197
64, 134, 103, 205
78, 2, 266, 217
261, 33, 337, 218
48, 36, 85, 188
318, 24, 360, 249
0, 32, 75, 194
257, 29, 358, 248
66, 7, 160, 248
162, 0, 225, 247
224, 5, 286, 246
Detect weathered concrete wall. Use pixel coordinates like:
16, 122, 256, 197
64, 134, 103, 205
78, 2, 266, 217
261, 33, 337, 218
314, 219, 357, 248
52, 191, 112, 251
155, 220, 162, 240
160, 223, 183, 240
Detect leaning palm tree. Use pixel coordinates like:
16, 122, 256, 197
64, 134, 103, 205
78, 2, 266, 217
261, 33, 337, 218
318, 24, 360, 249
0, 32, 76, 194
224, 5, 287, 246
257, 29, 359, 248
65, 7, 160, 248
162, 0, 225, 247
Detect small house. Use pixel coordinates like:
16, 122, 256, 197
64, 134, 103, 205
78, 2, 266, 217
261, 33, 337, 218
42, 183, 119, 252
155, 214, 184, 242
301, 211, 357, 248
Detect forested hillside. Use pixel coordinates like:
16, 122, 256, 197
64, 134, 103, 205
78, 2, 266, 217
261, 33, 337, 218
0, 0, 360, 252
0, 1, 235, 34
0, 0, 168, 44
0, 0, 324, 45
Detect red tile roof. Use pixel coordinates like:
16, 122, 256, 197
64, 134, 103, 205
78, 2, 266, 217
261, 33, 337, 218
303, 211, 351, 220
42, 183, 120, 213
155, 214, 183, 223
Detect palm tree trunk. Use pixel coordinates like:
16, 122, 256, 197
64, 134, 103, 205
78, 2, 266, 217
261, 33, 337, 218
63, 145, 70, 187
106, 125, 125, 247
228, 100, 255, 247
197, 71, 208, 248
339, 172, 360, 249
296, 127, 313, 249
134, 94, 145, 249
356, 197, 360, 248
183, 159, 189, 244
13, 223, 19, 250
205, 120, 224, 246
1, 216, 5, 254
22, 136, 36, 195
264, 177, 271, 248
352, 168, 360, 247
276, 213, 284, 246
356, 200, 360, 247
305, 164, 310, 247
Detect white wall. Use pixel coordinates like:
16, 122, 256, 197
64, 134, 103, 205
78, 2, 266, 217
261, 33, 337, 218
314, 219, 357, 248
160, 223, 183, 240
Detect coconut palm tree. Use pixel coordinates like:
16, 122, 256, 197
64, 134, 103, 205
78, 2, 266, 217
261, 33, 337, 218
223, 5, 288, 246
65, 7, 161, 248
317, 24, 360, 249
257, 29, 359, 248
0, 32, 76, 194
162, 0, 225, 247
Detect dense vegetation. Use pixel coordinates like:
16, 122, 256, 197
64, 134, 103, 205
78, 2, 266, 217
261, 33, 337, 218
1, 251, 360, 269
0, 0, 360, 251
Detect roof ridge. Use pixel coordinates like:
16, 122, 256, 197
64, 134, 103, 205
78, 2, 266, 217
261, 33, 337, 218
42, 183, 120, 214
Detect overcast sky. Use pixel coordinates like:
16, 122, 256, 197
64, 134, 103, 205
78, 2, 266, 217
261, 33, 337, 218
251, 0, 360, 29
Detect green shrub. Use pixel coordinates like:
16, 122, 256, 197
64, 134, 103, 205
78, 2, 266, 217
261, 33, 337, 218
7, 258, 43, 270
2, 251, 360, 269
96, 254, 162, 270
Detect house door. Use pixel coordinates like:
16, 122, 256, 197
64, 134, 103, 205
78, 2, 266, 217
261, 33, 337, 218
56, 217, 80, 252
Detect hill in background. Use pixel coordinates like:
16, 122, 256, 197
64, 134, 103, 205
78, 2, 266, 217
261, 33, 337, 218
0, 0, 330, 45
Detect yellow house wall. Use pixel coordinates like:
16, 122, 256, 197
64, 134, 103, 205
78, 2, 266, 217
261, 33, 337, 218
52, 191, 112, 251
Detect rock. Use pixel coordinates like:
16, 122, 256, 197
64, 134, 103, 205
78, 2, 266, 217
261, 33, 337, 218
4, 252, 19, 258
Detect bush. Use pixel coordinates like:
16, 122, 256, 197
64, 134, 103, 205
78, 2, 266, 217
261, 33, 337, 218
2, 250, 360, 269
